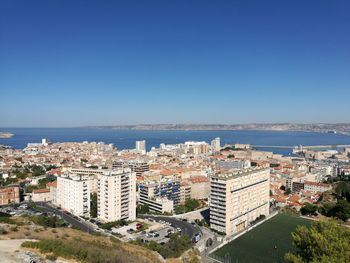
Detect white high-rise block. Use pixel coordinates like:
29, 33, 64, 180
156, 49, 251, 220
136, 140, 146, 154
210, 168, 270, 235
57, 174, 91, 217
97, 169, 136, 222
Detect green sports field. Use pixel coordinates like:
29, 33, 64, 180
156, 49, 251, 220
211, 213, 312, 263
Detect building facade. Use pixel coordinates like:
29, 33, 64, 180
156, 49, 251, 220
210, 168, 270, 235
0, 186, 20, 206
304, 181, 332, 193
112, 160, 149, 177
211, 137, 221, 152
136, 140, 146, 154
139, 178, 180, 212
57, 174, 91, 217
97, 169, 136, 222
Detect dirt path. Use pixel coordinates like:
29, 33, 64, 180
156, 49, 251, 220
0, 239, 30, 263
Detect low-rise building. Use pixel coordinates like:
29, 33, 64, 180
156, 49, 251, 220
139, 178, 180, 212
140, 197, 174, 214
304, 181, 332, 193
0, 186, 20, 206
189, 176, 210, 200
31, 188, 51, 202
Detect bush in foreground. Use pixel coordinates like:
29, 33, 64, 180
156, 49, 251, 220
285, 220, 350, 263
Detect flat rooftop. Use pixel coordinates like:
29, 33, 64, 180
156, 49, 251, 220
212, 167, 269, 180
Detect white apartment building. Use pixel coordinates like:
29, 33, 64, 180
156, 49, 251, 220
97, 169, 136, 222
112, 160, 149, 176
210, 168, 270, 235
139, 196, 174, 214
57, 173, 91, 217
136, 140, 146, 154
211, 137, 221, 152
67, 167, 104, 193
184, 141, 209, 155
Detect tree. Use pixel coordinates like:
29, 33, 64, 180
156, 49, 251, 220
285, 220, 350, 263
300, 203, 318, 216
335, 181, 350, 202
175, 199, 200, 214
31, 165, 45, 176
320, 200, 350, 221
331, 200, 350, 221
90, 193, 97, 218
136, 204, 149, 215
285, 188, 291, 195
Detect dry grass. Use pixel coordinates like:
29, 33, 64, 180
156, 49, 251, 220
0, 216, 163, 263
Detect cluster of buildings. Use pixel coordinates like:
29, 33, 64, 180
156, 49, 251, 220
1, 136, 349, 236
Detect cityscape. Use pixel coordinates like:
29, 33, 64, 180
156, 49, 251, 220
1, 1, 350, 263
1, 136, 349, 262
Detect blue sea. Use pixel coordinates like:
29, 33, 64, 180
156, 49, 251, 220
1, 128, 350, 155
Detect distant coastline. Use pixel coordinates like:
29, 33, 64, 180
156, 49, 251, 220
0, 132, 14, 138
85, 123, 350, 136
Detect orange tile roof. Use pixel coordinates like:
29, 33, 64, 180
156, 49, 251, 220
304, 181, 330, 187
46, 181, 57, 187
189, 176, 209, 183
32, 188, 50, 194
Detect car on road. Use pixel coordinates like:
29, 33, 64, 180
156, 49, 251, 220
127, 228, 135, 234
192, 233, 201, 243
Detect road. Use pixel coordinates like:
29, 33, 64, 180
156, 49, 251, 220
141, 215, 200, 239
34, 202, 96, 233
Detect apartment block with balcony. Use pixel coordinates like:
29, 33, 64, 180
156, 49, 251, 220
210, 168, 270, 235
97, 169, 136, 222
139, 178, 180, 213
57, 174, 91, 217
112, 160, 149, 177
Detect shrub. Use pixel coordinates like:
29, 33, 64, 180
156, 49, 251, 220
10, 226, 19, 232
46, 254, 57, 261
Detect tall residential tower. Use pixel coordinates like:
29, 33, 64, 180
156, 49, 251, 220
210, 167, 270, 235
97, 169, 136, 222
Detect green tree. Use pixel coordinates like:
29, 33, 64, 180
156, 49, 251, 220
300, 203, 318, 216
335, 181, 350, 202
330, 200, 350, 221
31, 165, 46, 176
90, 193, 97, 218
320, 200, 350, 221
137, 204, 150, 215
285, 220, 350, 263
285, 188, 291, 195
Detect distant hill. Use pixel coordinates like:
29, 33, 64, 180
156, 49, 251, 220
89, 123, 350, 135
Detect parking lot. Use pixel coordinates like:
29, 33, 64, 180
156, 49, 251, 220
1, 203, 202, 245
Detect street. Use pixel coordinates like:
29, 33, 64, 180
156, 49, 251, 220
34, 202, 96, 234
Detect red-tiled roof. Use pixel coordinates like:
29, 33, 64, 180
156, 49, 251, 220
32, 188, 50, 194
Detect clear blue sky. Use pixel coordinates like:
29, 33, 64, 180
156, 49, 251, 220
1, 0, 349, 127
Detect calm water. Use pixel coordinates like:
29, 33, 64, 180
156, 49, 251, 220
1, 128, 350, 155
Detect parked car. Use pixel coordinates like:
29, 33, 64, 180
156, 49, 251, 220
127, 228, 135, 234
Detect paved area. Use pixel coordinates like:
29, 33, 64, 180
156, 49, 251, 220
35, 202, 96, 234
141, 215, 201, 239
